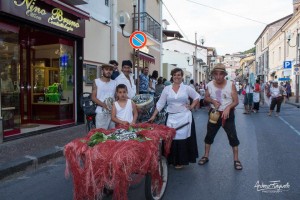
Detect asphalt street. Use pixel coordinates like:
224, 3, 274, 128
1, 98, 300, 200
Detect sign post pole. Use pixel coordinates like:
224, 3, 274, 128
297, 34, 300, 103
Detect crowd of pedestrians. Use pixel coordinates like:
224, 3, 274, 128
89, 59, 292, 173
239, 78, 288, 117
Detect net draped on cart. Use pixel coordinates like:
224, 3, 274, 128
64, 123, 176, 200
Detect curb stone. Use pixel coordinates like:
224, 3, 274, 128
0, 148, 64, 180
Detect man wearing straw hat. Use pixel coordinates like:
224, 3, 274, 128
198, 63, 242, 170
91, 64, 116, 129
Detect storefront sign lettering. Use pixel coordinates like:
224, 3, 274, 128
48, 8, 80, 32
12, 0, 80, 32
13, 0, 46, 20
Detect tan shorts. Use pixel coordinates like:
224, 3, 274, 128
95, 113, 115, 129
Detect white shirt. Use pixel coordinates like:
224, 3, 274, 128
115, 72, 136, 99
95, 78, 116, 114
156, 83, 199, 140
207, 80, 233, 111
245, 85, 253, 93
270, 87, 281, 98
149, 78, 157, 93
156, 83, 200, 113
189, 84, 196, 90
114, 99, 133, 123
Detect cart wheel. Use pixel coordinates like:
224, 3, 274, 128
145, 156, 168, 200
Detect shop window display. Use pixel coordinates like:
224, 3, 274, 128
0, 26, 21, 135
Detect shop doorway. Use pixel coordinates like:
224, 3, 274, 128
1, 22, 75, 138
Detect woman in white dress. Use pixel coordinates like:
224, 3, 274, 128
149, 68, 200, 169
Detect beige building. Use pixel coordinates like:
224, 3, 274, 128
254, 15, 292, 82
117, 0, 162, 77
268, 0, 300, 94
237, 55, 255, 83
223, 53, 244, 81
78, 0, 162, 92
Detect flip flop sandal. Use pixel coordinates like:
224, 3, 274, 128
234, 161, 243, 170
175, 165, 184, 169
198, 157, 209, 165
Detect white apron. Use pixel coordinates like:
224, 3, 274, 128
167, 111, 192, 140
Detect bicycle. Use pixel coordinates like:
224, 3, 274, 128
80, 92, 96, 133
138, 95, 167, 124
150, 95, 167, 125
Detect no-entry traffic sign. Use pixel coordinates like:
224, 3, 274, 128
129, 31, 147, 49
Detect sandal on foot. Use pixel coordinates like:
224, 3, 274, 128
198, 157, 209, 165
175, 165, 184, 169
234, 161, 243, 170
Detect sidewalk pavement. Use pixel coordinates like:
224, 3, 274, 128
0, 124, 86, 180
285, 96, 300, 108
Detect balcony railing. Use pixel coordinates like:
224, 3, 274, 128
133, 12, 161, 42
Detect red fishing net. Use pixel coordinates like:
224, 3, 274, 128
64, 123, 176, 200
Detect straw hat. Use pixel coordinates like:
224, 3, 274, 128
211, 63, 228, 75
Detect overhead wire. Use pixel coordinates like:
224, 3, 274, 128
161, 0, 191, 42
186, 0, 268, 25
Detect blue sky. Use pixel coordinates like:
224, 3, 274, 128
162, 0, 292, 55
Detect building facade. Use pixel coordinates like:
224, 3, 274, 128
254, 15, 292, 82
268, 4, 300, 95
163, 38, 208, 84
0, 0, 88, 141
223, 53, 243, 81
0, 0, 163, 142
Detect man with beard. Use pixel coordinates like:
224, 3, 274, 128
115, 60, 136, 98
91, 64, 116, 129
198, 63, 242, 170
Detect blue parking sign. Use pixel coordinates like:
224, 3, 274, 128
283, 61, 292, 69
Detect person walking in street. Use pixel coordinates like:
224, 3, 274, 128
253, 79, 260, 113
198, 63, 242, 170
111, 84, 138, 126
189, 79, 196, 90
109, 60, 120, 80
199, 87, 205, 108
115, 60, 136, 99
268, 81, 286, 117
243, 80, 253, 114
149, 68, 200, 169
259, 80, 265, 106
155, 77, 164, 97
138, 67, 150, 94
91, 64, 117, 129
265, 81, 273, 105
238, 84, 243, 95
149, 70, 158, 95
285, 81, 291, 101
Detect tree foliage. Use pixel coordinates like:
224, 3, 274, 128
242, 47, 256, 54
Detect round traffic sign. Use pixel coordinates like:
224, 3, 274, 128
129, 31, 147, 49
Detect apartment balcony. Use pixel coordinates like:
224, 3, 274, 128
133, 12, 161, 43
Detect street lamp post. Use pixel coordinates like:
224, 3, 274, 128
287, 28, 299, 103
118, 0, 141, 93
